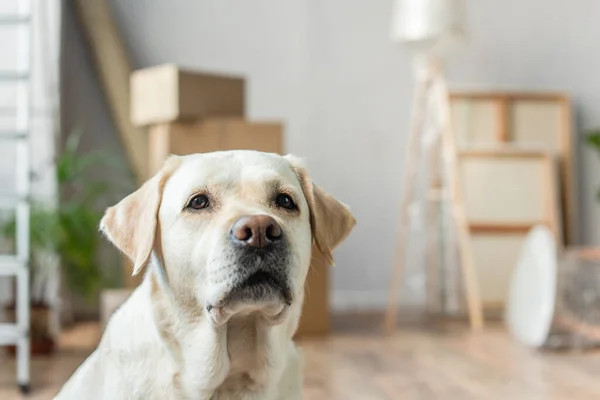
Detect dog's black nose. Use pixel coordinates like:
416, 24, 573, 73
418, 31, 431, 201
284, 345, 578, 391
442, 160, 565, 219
231, 215, 282, 248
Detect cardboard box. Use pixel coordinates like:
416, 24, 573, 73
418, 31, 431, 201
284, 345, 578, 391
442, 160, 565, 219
100, 289, 133, 329
295, 248, 330, 337
131, 64, 245, 126
147, 118, 283, 175
122, 257, 142, 288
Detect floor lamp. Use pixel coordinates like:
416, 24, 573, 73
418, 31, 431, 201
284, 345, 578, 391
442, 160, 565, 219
384, 0, 485, 333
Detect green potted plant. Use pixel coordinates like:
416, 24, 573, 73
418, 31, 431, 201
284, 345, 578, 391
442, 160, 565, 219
586, 129, 600, 202
1, 130, 127, 355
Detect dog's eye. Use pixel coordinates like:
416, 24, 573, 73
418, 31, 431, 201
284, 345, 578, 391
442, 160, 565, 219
275, 193, 297, 210
187, 194, 210, 210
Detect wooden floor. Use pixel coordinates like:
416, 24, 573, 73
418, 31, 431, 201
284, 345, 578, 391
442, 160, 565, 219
2, 320, 600, 399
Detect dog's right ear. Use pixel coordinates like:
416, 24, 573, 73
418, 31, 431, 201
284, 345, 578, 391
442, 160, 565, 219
100, 156, 181, 276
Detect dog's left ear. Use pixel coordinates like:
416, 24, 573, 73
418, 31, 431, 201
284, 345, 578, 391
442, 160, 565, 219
100, 156, 182, 276
285, 155, 356, 265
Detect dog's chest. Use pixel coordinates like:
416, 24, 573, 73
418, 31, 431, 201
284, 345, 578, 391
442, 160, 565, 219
213, 318, 272, 397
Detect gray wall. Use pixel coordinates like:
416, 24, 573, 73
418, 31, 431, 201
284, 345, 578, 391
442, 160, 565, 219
67, 0, 600, 311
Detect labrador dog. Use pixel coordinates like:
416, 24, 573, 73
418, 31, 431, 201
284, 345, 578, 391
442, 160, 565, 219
54, 150, 356, 400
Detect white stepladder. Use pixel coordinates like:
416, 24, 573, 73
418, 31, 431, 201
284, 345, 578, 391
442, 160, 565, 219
0, 0, 32, 394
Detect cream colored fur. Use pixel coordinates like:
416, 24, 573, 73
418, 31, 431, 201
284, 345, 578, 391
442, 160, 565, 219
54, 151, 355, 400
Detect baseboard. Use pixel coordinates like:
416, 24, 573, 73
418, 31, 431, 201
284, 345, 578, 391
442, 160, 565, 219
330, 290, 506, 325
331, 289, 424, 313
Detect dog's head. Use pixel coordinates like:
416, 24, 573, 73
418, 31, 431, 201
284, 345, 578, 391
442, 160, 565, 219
100, 151, 355, 326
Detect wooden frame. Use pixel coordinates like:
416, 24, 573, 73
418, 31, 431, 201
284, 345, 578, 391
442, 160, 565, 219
470, 232, 528, 309
450, 91, 575, 245
458, 149, 563, 310
459, 149, 562, 242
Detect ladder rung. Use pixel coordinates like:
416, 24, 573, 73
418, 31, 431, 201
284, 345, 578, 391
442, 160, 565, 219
0, 71, 29, 81
428, 188, 449, 201
0, 131, 27, 140
0, 193, 28, 207
0, 257, 27, 276
0, 15, 31, 25
0, 323, 24, 345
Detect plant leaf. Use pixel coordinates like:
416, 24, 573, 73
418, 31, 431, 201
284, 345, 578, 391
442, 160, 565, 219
585, 131, 600, 153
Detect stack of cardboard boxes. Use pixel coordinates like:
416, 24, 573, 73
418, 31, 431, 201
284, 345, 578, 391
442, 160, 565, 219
102, 65, 329, 337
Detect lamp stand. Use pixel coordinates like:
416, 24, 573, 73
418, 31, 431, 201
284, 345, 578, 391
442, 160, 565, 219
384, 58, 484, 333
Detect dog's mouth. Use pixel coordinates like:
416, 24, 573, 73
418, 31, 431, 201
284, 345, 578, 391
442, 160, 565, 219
206, 269, 293, 316
241, 270, 284, 291
206, 269, 293, 327
206, 242, 294, 326
231, 269, 292, 306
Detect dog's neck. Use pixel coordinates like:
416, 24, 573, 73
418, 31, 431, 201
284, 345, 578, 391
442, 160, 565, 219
217, 314, 277, 394
147, 263, 287, 398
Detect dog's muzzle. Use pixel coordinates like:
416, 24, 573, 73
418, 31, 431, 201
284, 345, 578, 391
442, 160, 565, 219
207, 215, 293, 326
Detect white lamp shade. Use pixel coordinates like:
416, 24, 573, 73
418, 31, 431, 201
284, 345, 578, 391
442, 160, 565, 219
391, 0, 467, 56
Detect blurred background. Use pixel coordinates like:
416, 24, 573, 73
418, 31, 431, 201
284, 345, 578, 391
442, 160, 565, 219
1, 0, 600, 399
